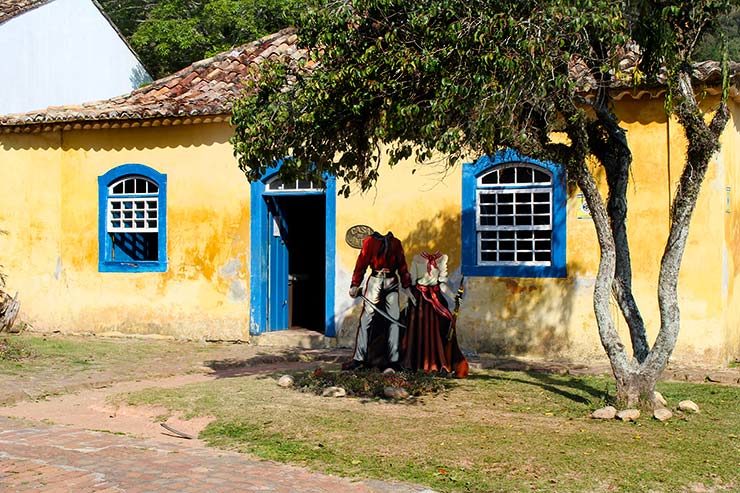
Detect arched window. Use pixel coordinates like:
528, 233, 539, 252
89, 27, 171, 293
98, 164, 167, 272
264, 175, 324, 192
462, 151, 566, 278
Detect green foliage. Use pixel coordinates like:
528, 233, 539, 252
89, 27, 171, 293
695, 5, 740, 61
98, 0, 160, 38
232, 0, 636, 195
231, 0, 734, 195
292, 367, 452, 398
629, 0, 736, 75
122, 0, 316, 78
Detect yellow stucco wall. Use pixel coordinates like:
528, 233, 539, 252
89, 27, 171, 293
1, 94, 738, 362
723, 98, 740, 361
0, 122, 250, 340
334, 95, 739, 363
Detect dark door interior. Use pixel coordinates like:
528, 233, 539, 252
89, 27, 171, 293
271, 194, 326, 333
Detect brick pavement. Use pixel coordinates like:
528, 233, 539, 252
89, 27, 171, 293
0, 418, 433, 493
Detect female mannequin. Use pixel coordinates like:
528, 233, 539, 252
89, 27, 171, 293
401, 251, 469, 378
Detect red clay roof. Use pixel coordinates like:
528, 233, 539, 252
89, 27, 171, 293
1, 28, 737, 132
0, 28, 305, 129
0, 0, 52, 24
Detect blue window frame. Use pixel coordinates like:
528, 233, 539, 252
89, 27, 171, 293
98, 164, 167, 273
462, 150, 566, 278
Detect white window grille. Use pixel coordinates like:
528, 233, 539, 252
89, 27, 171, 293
476, 163, 553, 266
107, 176, 159, 233
265, 176, 324, 192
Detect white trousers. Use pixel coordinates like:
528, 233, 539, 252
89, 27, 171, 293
353, 275, 400, 364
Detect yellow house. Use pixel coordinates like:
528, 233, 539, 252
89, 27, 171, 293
1, 30, 739, 363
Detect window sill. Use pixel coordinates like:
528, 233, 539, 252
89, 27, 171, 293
462, 263, 566, 279
99, 261, 168, 273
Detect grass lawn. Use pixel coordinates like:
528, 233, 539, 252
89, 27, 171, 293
119, 368, 740, 492
0, 334, 210, 375
0, 334, 249, 404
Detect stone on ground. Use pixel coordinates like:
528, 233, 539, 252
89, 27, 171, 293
277, 375, 294, 388
678, 400, 700, 413
653, 408, 672, 422
321, 386, 347, 398
383, 386, 409, 400
590, 406, 617, 420
616, 409, 640, 422
654, 391, 668, 407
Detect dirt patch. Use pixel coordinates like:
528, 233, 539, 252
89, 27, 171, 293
0, 359, 331, 447
0, 373, 213, 447
0, 333, 349, 405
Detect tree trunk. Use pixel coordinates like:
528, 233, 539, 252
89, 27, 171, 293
615, 370, 659, 410
564, 72, 730, 409
595, 107, 650, 363
561, 116, 633, 388
584, 55, 650, 364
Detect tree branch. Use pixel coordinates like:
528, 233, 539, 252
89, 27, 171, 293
588, 97, 650, 363
559, 101, 632, 382
644, 71, 730, 374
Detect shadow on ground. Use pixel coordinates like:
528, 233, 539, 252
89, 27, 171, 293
204, 348, 349, 379
467, 371, 607, 405
466, 355, 612, 404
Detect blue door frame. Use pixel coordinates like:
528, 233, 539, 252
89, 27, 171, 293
249, 166, 336, 336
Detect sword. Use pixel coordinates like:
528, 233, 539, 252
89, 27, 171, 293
448, 276, 465, 341
357, 289, 407, 329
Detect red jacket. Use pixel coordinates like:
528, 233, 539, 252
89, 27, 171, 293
351, 232, 411, 288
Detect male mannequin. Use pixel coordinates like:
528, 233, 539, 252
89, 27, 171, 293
346, 231, 413, 370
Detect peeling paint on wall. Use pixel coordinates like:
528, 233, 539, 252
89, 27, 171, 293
228, 279, 247, 302
54, 257, 63, 280
3, 98, 740, 361
219, 258, 241, 278
0, 123, 250, 341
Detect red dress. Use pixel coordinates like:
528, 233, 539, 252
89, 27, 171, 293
401, 252, 469, 378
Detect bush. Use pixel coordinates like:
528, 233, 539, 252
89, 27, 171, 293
0, 337, 34, 361
292, 367, 452, 399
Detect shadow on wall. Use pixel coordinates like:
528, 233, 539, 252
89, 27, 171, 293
341, 208, 583, 357
401, 210, 461, 271
336, 301, 363, 348
0, 122, 232, 152
457, 274, 580, 357
336, 272, 581, 358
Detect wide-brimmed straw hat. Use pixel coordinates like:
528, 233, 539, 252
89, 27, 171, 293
345, 224, 375, 249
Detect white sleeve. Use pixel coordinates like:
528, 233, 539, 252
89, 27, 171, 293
438, 254, 449, 284
409, 256, 418, 285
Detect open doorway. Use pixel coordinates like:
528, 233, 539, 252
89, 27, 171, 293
250, 170, 336, 337
268, 194, 326, 332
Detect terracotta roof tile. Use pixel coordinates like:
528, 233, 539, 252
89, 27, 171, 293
570, 44, 740, 91
0, 0, 51, 24
0, 28, 304, 129
1, 27, 737, 132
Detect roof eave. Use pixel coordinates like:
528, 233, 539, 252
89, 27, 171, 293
0, 0, 54, 25
0, 113, 231, 134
